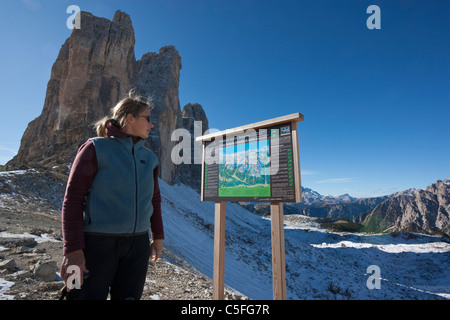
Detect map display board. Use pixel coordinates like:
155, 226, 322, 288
198, 113, 303, 203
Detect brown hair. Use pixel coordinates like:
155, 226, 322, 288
94, 89, 153, 137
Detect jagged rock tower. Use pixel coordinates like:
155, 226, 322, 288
136, 47, 183, 184
6, 10, 207, 190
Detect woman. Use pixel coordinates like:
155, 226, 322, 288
60, 91, 164, 300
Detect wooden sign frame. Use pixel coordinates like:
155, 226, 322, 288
195, 112, 304, 300
199, 112, 304, 203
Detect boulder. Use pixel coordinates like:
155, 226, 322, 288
33, 260, 58, 282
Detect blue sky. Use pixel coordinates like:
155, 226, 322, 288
0, 0, 449, 198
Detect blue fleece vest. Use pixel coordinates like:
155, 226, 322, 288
83, 136, 159, 235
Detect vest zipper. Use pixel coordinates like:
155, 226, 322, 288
132, 144, 138, 234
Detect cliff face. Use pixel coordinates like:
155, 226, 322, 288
178, 103, 209, 192
11, 11, 137, 168
6, 10, 205, 189
361, 179, 450, 237
136, 46, 183, 184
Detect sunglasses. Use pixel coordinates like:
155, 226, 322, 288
140, 115, 152, 123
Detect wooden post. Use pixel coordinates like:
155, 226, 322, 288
213, 201, 226, 300
270, 201, 287, 300
290, 121, 302, 202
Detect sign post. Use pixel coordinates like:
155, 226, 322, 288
213, 201, 226, 300
196, 113, 304, 300
270, 201, 287, 300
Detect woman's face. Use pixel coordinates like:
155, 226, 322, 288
125, 108, 154, 139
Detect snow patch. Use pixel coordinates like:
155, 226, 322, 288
0, 231, 61, 243
311, 240, 450, 253
0, 278, 15, 300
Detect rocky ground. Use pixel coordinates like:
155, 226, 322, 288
0, 206, 247, 300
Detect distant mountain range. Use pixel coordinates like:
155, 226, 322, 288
359, 179, 450, 237
240, 179, 450, 237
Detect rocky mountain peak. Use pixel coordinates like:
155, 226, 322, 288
112, 10, 133, 26
6, 10, 137, 170
361, 179, 450, 236
426, 179, 450, 194
136, 45, 183, 184
176, 103, 209, 192
182, 103, 209, 134
5, 11, 205, 190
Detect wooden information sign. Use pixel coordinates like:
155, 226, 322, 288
196, 112, 304, 300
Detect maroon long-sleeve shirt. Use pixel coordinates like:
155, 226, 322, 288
61, 123, 164, 256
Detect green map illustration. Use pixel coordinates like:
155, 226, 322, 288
218, 139, 271, 197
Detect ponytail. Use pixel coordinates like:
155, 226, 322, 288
94, 117, 116, 137
93, 89, 152, 137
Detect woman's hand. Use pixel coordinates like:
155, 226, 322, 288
150, 239, 163, 263
60, 249, 89, 291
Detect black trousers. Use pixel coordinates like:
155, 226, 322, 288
67, 232, 151, 300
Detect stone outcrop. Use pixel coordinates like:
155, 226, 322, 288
137, 46, 183, 184
177, 103, 209, 192
5, 10, 206, 190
